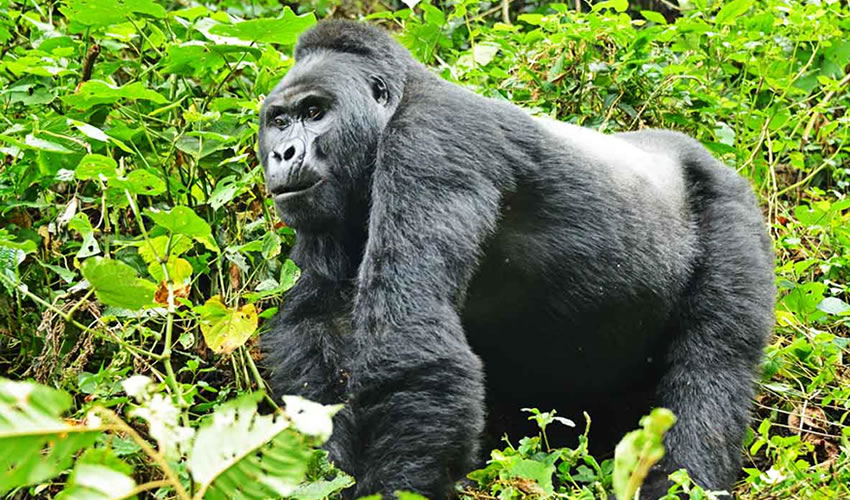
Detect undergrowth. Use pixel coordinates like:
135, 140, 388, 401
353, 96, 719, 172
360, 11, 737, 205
0, 0, 848, 498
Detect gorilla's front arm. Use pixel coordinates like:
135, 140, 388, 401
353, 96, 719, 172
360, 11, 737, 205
347, 126, 500, 497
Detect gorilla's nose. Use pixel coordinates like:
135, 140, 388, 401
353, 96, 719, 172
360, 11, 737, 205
271, 138, 305, 166
267, 138, 307, 196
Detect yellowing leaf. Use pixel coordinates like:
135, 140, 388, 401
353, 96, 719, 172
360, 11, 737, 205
197, 296, 258, 355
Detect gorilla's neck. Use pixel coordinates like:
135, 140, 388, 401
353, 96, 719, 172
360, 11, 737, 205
290, 223, 367, 283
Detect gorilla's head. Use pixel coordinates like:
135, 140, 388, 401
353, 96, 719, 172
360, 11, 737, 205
259, 21, 412, 231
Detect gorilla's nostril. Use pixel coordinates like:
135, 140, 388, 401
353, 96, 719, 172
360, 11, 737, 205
283, 146, 296, 161
272, 151, 282, 162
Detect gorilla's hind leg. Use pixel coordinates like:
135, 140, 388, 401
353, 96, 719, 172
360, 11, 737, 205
641, 151, 774, 498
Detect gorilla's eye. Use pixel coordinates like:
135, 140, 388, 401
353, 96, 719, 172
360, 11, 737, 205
372, 77, 389, 105
272, 115, 290, 128
304, 106, 323, 121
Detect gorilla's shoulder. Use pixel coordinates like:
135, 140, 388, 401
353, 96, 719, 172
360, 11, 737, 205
295, 20, 410, 63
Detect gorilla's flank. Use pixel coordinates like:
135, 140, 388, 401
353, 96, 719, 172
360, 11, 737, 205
258, 21, 774, 499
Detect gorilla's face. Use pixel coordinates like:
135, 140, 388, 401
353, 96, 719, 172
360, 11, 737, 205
259, 52, 394, 231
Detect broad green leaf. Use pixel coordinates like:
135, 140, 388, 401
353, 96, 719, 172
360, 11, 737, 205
136, 235, 194, 263
197, 295, 258, 355
66, 119, 109, 142
817, 297, 850, 316
161, 42, 226, 76
145, 206, 219, 252
171, 5, 209, 21
613, 408, 676, 500
62, 80, 167, 110
715, 0, 753, 25
113, 169, 166, 196
24, 134, 74, 153
209, 9, 316, 45
187, 393, 312, 499
81, 257, 156, 310
75, 154, 117, 180
54, 464, 137, 500
60, 0, 166, 27
504, 460, 554, 495
640, 10, 667, 24
0, 379, 101, 494
148, 256, 192, 284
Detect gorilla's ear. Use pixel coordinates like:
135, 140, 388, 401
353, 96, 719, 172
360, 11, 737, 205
371, 76, 389, 105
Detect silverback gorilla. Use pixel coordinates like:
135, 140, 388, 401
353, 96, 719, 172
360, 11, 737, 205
259, 21, 774, 499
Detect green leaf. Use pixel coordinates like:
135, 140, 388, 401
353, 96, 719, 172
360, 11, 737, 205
715, 0, 753, 25
68, 212, 101, 258
75, 154, 117, 180
24, 134, 74, 154
60, 0, 166, 27
136, 235, 194, 264
62, 80, 167, 110
0, 379, 102, 494
290, 472, 355, 500
592, 0, 629, 13
817, 297, 850, 316
209, 9, 316, 45
113, 169, 166, 196
505, 459, 555, 495
244, 259, 301, 302
613, 408, 676, 500
81, 257, 156, 310
54, 464, 137, 500
145, 206, 219, 252
640, 10, 667, 24
196, 295, 258, 355
187, 393, 313, 499
148, 256, 193, 284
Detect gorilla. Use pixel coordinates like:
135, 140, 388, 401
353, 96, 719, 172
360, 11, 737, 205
259, 20, 774, 499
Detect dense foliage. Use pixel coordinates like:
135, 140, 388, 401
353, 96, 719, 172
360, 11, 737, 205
0, 0, 848, 498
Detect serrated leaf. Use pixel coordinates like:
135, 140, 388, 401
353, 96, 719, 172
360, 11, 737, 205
60, 0, 166, 27
187, 393, 312, 499
0, 379, 102, 494
62, 80, 167, 110
81, 257, 156, 310
145, 206, 219, 252
197, 295, 258, 355
208, 9, 316, 45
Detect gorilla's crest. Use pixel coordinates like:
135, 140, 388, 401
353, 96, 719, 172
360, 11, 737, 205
294, 21, 410, 63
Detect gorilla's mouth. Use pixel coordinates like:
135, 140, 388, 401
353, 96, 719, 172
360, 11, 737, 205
271, 178, 323, 198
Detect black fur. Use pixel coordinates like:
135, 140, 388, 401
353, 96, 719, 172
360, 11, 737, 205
259, 20, 774, 499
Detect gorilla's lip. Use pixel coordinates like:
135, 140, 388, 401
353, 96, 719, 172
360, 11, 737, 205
272, 178, 324, 199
